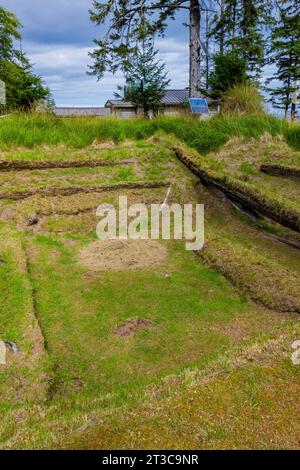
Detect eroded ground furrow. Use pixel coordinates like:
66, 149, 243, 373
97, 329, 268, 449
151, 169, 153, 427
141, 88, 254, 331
0, 224, 51, 406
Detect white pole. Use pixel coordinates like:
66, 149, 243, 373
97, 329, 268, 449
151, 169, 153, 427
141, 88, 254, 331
291, 79, 298, 122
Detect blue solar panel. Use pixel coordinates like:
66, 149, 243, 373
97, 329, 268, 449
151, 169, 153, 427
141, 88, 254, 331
189, 98, 209, 115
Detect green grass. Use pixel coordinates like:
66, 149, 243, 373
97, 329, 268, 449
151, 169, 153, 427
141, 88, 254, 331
222, 83, 265, 115
0, 225, 31, 345
0, 112, 298, 154
27, 233, 272, 403
0, 224, 50, 404
240, 161, 256, 175
0, 121, 300, 449
193, 133, 300, 213
65, 334, 300, 450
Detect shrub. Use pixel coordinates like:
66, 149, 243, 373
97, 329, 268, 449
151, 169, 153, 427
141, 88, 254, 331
222, 83, 265, 115
208, 52, 247, 100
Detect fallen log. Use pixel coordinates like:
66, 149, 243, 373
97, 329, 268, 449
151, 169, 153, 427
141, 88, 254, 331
260, 164, 300, 179
0, 159, 135, 172
173, 144, 300, 233
0, 181, 170, 201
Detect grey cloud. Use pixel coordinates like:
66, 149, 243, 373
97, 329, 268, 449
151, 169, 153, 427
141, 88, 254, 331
2, 1, 190, 105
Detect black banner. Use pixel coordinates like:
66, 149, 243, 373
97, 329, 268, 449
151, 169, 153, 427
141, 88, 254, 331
0, 450, 297, 466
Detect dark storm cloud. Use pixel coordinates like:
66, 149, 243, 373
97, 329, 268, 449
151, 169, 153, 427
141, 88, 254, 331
1, 0, 190, 105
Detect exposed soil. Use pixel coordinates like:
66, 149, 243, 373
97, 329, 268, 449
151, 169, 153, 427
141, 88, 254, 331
113, 318, 155, 338
0, 158, 134, 172
0, 181, 170, 201
78, 239, 167, 271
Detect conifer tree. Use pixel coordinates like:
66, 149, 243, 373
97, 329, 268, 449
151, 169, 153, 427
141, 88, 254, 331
116, 33, 170, 118
210, 0, 274, 79
266, 1, 299, 119
0, 6, 50, 110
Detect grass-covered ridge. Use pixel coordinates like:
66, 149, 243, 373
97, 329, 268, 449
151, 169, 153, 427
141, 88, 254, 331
0, 113, 299, 153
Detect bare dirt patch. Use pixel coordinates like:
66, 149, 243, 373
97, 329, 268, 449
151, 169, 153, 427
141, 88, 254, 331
78, 239, 167, 271
0, 158, 134, 171
113, 318, 155, 338
0, 181, 170, 201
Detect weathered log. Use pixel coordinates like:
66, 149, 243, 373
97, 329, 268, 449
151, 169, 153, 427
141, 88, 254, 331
260, 164, 300, 179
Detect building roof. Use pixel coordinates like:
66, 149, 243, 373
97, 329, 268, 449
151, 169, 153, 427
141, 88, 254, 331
162, 89, 218, 105
161, 89, 190, 105
105, 91, 190, 109
105, 100, 136, 108
54, 107, 110, 117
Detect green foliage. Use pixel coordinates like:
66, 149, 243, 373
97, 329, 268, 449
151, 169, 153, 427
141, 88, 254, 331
208, 52, 247, 100
0, 6, 50, 111
0, 60, 50, 110
210, 0, 274, 79
118, 36, 170, 117
89, 1, 189, 80
285, 124, 300, 150
266, 0, 299, 119
0, 6, 21, 62
0, 112, 296, 155
240, 161, 256, 175
222, 83, 265, 115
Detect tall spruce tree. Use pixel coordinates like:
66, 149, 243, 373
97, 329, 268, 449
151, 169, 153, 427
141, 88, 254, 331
0, 6, 50, 110
0, 6, 22, 62
116, 33, 170, 118
266, 1, 299, 119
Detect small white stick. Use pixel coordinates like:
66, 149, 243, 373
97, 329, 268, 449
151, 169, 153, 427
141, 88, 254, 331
161, 186, 171, 211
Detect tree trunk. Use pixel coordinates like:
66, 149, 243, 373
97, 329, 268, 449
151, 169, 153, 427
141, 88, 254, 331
232, 0, 237, 50
291, 78, 298, 122
205, 9, 210, 90
284, 76, 291, 120
220, 0, 225, 54
189, 0, 201, 97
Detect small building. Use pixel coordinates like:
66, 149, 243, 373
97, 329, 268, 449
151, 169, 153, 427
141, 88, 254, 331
104, 100, 138, 119
160, 89, 190, 116
105, 89, 219, 119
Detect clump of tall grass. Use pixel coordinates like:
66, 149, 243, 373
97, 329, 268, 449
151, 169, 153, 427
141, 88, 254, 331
0, 109, 298, 154
222, 83, 265, 115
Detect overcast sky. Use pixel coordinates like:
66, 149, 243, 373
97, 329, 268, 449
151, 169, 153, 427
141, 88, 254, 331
1, 0, 190, 106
